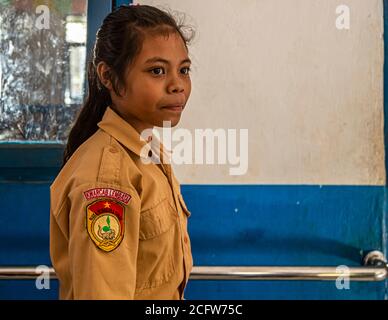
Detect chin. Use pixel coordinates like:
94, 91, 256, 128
169, 119, 180, 127
156, 117, 181, 128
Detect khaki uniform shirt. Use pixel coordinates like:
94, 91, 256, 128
50, 106, 193, 300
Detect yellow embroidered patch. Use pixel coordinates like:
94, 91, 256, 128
86, 199, 125, 252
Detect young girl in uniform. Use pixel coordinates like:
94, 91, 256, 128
50, 4, 194, 300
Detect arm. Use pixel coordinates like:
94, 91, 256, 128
68, 183, 141, 299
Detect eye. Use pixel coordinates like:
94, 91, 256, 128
150, 67, 165, 75
181, 67, 191, 75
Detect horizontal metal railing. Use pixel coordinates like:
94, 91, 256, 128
1, 251, 387, 282
190, 266, 387, 281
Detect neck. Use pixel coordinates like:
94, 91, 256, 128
110, 105, 154, 140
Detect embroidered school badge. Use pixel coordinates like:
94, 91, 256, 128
86, 199, 125, 252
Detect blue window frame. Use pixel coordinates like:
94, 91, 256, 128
0, 0, 132, 182
113, 0, 133, 8
384, 0, 388, 185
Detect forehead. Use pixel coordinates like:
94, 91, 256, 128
136, 31, 188, 63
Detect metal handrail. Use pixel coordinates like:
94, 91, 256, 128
1, 251, 387, 281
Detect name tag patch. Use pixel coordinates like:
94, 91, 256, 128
84, 188, 131, 204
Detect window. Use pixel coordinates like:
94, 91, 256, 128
0, 0, 88, 141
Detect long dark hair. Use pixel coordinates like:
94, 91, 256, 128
62, 4, 194, 167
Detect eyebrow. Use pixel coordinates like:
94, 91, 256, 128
144, 57, 192, 65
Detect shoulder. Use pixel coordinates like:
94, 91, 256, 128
50, 130, 142, 212
61, 129, 141, 183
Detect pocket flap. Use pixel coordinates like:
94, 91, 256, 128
139, 198, 177, 240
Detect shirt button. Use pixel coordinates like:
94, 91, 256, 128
184, 236, 188, 244
109, 148, 118, 153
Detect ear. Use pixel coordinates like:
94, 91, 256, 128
96, 61, 113, 91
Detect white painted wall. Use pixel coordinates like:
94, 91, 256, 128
141, 0, 385, 185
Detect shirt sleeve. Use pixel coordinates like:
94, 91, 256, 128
67, 182, 141, 299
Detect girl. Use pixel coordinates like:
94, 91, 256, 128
50, 4, 194, 300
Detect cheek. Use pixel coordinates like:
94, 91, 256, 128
134, 79, 164, 103
185, 79, 192, 97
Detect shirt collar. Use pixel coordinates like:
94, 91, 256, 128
97, 106, 172, 163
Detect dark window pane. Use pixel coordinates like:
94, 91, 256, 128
0, 0, 88, 141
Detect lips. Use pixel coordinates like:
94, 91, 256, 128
161, 104, 184, 112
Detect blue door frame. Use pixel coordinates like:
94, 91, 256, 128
0, 0, 387, 300
384, 0, 388, 185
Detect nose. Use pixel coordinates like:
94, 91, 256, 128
167, 74, 185, 94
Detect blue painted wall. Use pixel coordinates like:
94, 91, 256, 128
0, 183, 385, 299
183, 185, 386, 300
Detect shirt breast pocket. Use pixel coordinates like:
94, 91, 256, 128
136, 197, 178, 290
